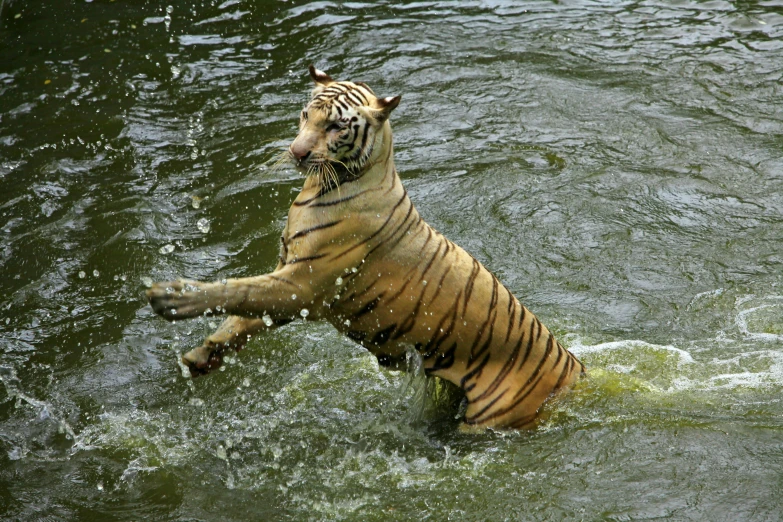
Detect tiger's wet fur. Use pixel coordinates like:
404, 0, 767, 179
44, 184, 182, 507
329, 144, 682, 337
147, 66, 585, 430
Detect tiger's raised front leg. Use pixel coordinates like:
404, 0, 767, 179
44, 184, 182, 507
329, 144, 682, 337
147, 268, 313, 320
181, 316, 279, 377
147, 267, 315, 374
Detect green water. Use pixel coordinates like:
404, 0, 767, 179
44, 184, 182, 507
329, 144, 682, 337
2, 0, 783, 520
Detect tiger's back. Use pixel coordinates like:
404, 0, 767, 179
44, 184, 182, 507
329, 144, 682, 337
147, 66, 585, 430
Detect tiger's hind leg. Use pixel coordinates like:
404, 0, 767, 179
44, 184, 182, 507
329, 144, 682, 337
183, 315, 270, 377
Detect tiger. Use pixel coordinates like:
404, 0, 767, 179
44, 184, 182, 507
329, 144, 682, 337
146, 65, 586, 430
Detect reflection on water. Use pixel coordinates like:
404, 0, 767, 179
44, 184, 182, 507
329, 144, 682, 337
1, 0, 782, 519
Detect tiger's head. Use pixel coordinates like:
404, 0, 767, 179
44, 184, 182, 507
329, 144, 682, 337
289, 65, 400, 184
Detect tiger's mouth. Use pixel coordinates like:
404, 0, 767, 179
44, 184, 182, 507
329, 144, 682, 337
290, 154, 359, 188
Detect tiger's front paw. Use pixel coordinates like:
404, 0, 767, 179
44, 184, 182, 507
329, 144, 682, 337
181, 342, 226, 377
146, 280, 213, 321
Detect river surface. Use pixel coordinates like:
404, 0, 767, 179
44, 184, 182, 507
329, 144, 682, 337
2, 0, 783, 520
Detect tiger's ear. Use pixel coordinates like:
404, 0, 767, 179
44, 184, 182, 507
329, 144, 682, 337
308, 64, 334, 86
372, 95, 401, 123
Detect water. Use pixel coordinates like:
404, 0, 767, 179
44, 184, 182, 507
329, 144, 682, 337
1, 0, 782, 519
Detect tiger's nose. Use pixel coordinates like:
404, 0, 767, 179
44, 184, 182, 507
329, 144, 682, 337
289, 145, 310, 162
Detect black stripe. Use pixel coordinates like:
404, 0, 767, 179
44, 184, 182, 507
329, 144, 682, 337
460, 352, 491, 393
365, 210, 421, 276
428, 342, 457, 372
465, 387, 509, 423
335, 99, 349, 112
513, 333, 555, 399
473, 316, 527, 402
341, 272, 384, 304
505, 286, 514, 316
394, 298, 423, 340
551, 348, 574, 393
343, 90, 363, 106
331, 189, 408, 261
384, 273, 417, 305
442, 239, 451, 258
351, 294, 384, 320
536, 318, 543, 341
425, 263, 452, 304
287, 253, 328, 264
357, 122, 371, 157
516, 316, 538, 372
462, 259, 481, 318
504, 293, 516, 344
324, 85, 347, 97
354, 82, 375, 96
310, 190, 370, 207
421, 286, 459, 358
352, 86, 369, 103
370, 323, 397, 346
380, 223, 429, 305
470, 366, 549, 426
289, 220, 342, 240
419, 227, 433, 255
416, 239, 443, 285
359, 194, 417, 261
468, 276, 498, 363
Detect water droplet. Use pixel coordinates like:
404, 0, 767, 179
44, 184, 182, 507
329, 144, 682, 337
351, 267, 358, 273
343, 319, 351, 327
300, 308, 309, 318
335, 277, 343, 286
291, 293, 297, 300
422, 280, 428, 285
262, 314, 273, 327
78, 271, 86, 279
141, 276, 153, 287
159, 244, 175, 254
242, 377, 251, 387
191, 196, 202, 209
97, 482, 104, 491
93, 270, 100, 277
196, 218, 210, 233
216, 445, 228, 460
166, 4, 174, 13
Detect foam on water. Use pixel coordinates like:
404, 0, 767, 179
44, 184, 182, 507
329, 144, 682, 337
568, 338, 695, 364
564, 331, 783, 395
735, 295, 783, 342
